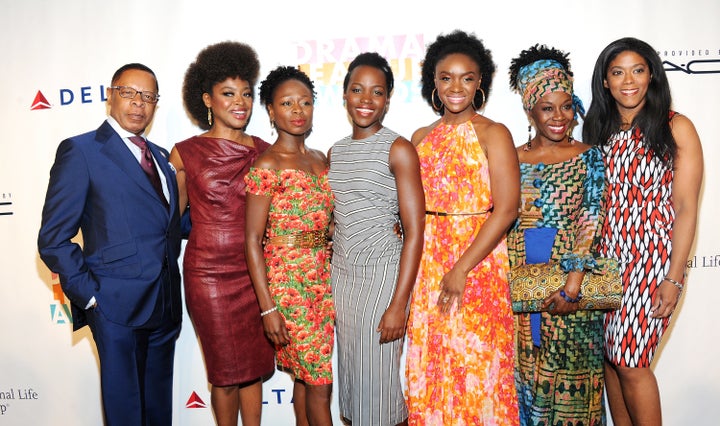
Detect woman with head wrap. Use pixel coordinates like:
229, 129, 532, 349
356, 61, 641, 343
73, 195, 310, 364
508, 44, 607, 425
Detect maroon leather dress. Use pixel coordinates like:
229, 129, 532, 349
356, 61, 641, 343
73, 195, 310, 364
176, 135, 274, 386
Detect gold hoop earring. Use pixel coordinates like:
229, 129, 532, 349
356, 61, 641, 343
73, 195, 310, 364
475, 88, 486, 109
431, 88, 443, 112
207, 108, 213, 126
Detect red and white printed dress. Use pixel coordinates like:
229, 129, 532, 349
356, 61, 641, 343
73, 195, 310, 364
600, 120, 675, 368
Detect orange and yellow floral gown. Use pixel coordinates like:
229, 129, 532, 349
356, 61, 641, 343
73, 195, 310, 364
245, 168, 335, 385
406, 119, 519, 425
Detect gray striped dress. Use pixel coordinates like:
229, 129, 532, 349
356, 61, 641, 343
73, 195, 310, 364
328, 127, 407, 425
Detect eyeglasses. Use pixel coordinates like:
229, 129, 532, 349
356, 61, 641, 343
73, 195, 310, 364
109, 86, 160, 103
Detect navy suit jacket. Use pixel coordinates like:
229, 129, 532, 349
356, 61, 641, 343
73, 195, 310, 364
38, 121, 182, 330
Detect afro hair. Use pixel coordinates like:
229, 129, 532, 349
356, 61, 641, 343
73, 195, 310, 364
508, 44, 572, 92
183, 41, 260, 130
420, 30, 495, 115
258, 66, 316, 108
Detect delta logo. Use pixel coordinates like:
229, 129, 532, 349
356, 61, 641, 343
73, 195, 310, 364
31, 84, 108, 110
49, 273, 73, 325
294, 34, 425, 105
30, 91, 51, 110
185, 391, 207, 409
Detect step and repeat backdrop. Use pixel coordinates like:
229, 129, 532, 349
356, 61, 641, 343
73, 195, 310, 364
1, 1, 718, 424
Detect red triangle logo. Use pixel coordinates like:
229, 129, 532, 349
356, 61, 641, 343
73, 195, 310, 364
31, 90, 51, 110
185, 391, 207, 409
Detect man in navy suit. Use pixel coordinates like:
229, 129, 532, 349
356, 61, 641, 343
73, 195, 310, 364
38, 63, 182, 425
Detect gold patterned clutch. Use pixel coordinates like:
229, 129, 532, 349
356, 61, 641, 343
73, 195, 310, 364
508, 258, 622, 312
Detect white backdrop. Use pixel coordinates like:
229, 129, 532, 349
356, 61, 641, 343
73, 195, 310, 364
1, 1, 718, 424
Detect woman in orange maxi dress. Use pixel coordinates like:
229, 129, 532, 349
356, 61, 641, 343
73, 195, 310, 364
405, 30, 520, 425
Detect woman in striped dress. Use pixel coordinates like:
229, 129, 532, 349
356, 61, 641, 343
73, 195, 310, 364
328, 52, 425, 426
583, 37, 703, 425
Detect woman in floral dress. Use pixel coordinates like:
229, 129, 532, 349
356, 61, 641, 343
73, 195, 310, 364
405, 30, 520, 425
245, 66, 334, 426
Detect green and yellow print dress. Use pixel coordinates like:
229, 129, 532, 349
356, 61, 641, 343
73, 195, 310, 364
507, 147, 607, 426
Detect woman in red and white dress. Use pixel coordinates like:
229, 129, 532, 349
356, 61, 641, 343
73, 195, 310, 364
583, 37, 703, 426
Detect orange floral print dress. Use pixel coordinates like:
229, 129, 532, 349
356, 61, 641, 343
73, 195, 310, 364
406, 119, 519, 425
245, 167, 335, 385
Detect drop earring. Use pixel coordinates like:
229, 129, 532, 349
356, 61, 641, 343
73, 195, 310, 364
207, 108, 213, 127
524, 124, 533, 151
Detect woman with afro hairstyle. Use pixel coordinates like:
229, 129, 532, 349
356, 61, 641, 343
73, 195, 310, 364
245, 66, 335, 425
584, 37, 703, 426
508, 44, 607, 425
405, 30, 520, 424
169, 41, 274, 426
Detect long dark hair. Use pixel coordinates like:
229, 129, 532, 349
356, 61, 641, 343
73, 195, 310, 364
583, 37, 676, 164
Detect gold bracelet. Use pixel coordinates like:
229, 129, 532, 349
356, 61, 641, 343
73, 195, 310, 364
260, 306, 278, 317
663, 277, 684, 291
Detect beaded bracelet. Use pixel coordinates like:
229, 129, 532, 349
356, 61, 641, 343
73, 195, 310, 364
663, 277, 684, 291
260, 306, 278, 317
560, 289, 583, 303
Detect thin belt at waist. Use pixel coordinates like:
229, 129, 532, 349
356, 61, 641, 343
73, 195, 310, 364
425, 209, 490, 217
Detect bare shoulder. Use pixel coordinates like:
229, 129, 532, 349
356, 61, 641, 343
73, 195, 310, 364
390, 135, 419, 165
391, 135, 414, 151
411, 119, 440, 146
169, 146, 185, 171
308, 147, 329, 173
670, 113, 701, 147
252, 148, 280, 170
472, 114, 513, 147
311, 147, 327, 160
571, 140, 593, 155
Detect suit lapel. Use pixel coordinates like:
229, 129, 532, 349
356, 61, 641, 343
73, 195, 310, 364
148, 142, 178, 217
96, 121, 170, 214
